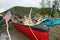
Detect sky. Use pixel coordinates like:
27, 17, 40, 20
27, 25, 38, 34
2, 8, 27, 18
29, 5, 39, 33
0, 0, 57, 13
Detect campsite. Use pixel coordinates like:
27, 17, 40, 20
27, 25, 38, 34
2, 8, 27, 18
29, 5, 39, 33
0, 0, 60, 40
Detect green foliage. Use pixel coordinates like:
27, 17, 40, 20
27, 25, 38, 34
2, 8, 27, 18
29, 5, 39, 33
11, 6, 60, 17
40, 8, 51, 15
54, 11, 60, 18
11, 7, 40, 16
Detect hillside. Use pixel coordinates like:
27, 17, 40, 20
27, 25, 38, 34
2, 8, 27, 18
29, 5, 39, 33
2, 6, 60, 17
10, 6, 51, 16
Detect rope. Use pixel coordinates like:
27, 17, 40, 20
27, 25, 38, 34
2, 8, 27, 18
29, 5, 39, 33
6, 20, 12, 40
29, 8, 34, 24
29, 26, 38, 40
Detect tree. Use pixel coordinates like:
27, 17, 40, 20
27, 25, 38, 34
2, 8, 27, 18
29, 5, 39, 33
46, 0, 51, 8
40, 0, 46, 8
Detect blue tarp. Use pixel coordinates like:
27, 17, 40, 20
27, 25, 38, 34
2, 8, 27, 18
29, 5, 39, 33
45, 18, 60, 26
53, 19, 60, 24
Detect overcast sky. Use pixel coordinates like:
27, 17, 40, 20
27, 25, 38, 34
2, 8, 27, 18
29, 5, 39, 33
0, 0, 57, 13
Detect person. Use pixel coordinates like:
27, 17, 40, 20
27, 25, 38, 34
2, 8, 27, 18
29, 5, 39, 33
50, 5, 56, 17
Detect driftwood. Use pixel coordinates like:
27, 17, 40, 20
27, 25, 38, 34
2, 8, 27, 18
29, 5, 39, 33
18, 8, 47, 26
12, 8, 47, 26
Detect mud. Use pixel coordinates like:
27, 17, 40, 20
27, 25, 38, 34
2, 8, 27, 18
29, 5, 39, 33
0, 25, 30, 40
49, 25, 60, 40
0, 24, 60, 40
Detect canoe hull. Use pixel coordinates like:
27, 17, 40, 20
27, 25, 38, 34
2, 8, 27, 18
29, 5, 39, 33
12, 23, 49, 40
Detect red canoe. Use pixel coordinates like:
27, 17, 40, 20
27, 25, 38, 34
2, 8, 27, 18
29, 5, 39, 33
12, 23, 49, 40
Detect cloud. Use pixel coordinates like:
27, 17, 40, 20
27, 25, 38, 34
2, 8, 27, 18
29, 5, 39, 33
0, 0, 57, 13
0, 0, 41, 13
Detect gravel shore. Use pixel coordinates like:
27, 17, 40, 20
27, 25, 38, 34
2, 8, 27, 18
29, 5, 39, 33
0, 24, 60, 40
